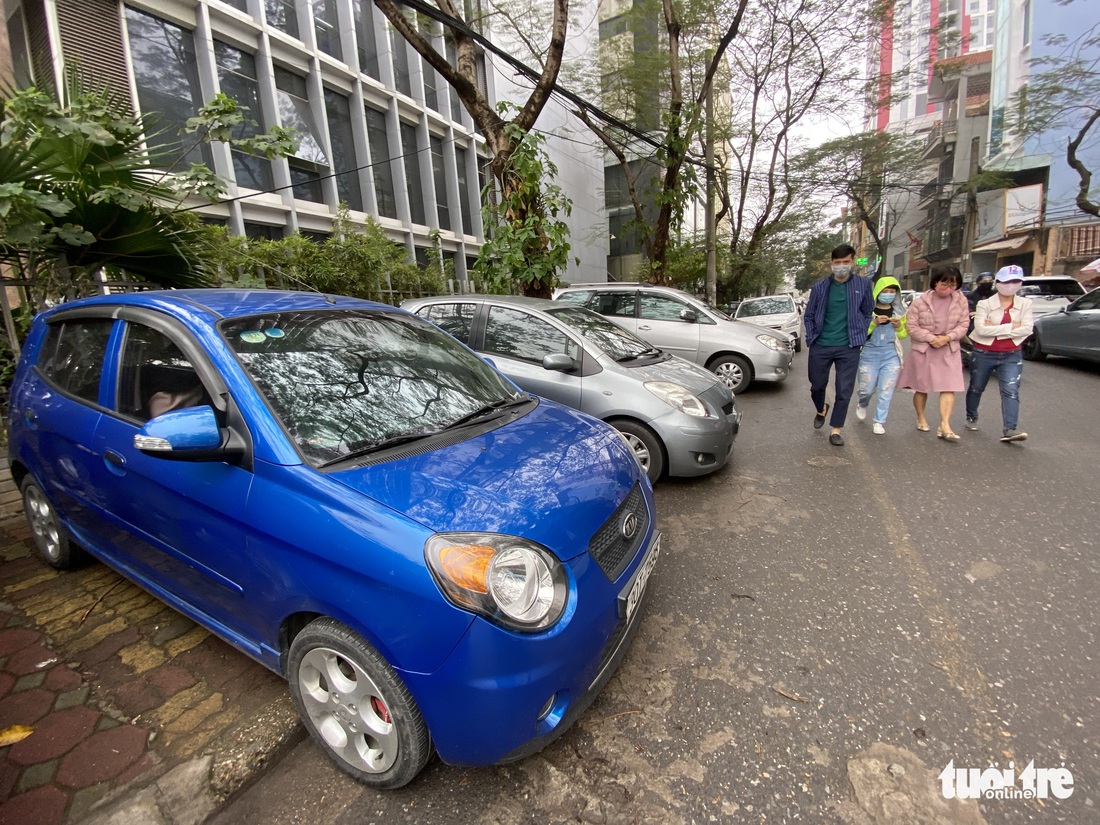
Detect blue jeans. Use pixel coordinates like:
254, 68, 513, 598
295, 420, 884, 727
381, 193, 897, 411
808, 344, 862, 427
857, 346, 902, 424
965, 348, 1023, 431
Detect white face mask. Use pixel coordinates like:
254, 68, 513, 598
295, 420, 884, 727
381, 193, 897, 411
832, 264, 852, 282
997, 282, 1022, 296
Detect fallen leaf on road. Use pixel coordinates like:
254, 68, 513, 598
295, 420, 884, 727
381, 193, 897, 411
0, 725, 33, 746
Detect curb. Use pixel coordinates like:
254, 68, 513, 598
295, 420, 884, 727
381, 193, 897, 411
81, 702, 303, 825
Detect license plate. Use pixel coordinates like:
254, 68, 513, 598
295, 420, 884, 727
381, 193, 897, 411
622, 534, 661, 621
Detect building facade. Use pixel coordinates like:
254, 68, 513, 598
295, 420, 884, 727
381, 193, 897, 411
3, 0, 497, 279
873, 0, 994, 286
980, 0, 1100, 279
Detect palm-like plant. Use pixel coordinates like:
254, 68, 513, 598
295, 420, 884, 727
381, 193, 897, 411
0, 78, 290, 299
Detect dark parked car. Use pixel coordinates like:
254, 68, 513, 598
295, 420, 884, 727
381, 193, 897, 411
1024, 286, 1100, 363
6, 290, 660, 788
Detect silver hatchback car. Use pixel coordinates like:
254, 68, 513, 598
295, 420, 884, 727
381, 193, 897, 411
554, 283, 793, 393
403, 295, 741, 482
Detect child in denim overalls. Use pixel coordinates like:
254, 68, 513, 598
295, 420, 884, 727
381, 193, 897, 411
854, 276, 908, 434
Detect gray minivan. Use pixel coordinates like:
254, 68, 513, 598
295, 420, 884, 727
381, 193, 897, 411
402, 295, 741, 482
554, 283, 793, 393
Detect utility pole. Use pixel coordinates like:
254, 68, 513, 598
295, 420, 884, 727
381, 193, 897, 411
705, 51, 717, 306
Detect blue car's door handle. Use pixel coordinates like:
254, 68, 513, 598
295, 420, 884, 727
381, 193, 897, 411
23, 409, 38, 429
104, 449, 126, 471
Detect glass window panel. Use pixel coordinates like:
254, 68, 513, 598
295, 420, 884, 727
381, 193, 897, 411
313, 0, 341, 59
125, 8, 209, 169
365, 107, 397, 218
592, 291, 637, 318
484, 306, 572, 364
6, 8, 32, 88
289, 165, 324, 202
215, 42, 274, 191
401, 122, 425, 225
38, 320, 113, 404
222, 309, 519, 466
639, 294, 690, 322
390, 25, 412, 96
274, 67, 328, 165
266, 0, 300, 39
118, 324, 210, 422
324, 90, 363, 211
353, 0, 380, 79
445, 38, 462, 120
421, 302, 476, 341
217, 0, 248, 10
430, 136, 449, 231
455, 146, 473, 236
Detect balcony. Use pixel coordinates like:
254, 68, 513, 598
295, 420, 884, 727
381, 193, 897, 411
922, 215, 965, 263
921, 119, 958, 160
918, 179, 953, 211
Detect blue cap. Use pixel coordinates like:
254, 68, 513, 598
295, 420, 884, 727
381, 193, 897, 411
995, 265, 1025, 282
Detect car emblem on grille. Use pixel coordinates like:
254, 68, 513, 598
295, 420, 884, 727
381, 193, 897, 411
621, 512, 639, 540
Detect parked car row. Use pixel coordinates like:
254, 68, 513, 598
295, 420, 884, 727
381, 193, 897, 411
554, 282, 794, 394
401, 295, 741, 483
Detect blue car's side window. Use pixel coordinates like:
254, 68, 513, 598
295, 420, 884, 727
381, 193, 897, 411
116, 324, 211, 422
37, 319, 114, 403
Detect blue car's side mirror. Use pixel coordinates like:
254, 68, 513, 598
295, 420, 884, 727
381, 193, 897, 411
135, 406, 225, 459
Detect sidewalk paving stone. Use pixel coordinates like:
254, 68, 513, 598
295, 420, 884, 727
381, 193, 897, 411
0, 470, 300, 824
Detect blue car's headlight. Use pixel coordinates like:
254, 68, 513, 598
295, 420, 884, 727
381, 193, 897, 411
425, 534, 568, 632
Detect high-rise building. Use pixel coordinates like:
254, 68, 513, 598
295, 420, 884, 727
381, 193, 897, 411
977, 0, 1100, 278
873, 0, 993, 285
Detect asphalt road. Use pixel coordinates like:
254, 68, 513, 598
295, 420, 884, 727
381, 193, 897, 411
214, 350, 1100, 825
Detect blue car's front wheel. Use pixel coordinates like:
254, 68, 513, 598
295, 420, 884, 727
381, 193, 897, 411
288, 618, 432, 788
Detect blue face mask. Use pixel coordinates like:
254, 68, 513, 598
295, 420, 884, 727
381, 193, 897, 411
878, 292, 897, 304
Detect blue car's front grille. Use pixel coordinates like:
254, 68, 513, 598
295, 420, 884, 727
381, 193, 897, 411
588, 483, 649, 582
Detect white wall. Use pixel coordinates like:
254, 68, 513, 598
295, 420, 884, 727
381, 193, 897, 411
487, 0, 608, 283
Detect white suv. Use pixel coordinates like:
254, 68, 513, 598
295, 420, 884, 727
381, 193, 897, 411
1017, 275, 1086, 318
554, 283, 793, 394
734, 294, 802, 352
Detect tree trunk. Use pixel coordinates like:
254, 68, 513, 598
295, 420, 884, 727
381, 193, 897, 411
373, 0, 569, 294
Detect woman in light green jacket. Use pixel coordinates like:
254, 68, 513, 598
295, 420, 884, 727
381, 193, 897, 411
854, 276, 909, 434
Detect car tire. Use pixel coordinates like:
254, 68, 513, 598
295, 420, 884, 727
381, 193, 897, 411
611, 419, 665, 484
20, 477, 84, 569
794, 337, 802, 354
288, 618, 432, 789
1023, 333, 1045, 361
709, 354, 752, 394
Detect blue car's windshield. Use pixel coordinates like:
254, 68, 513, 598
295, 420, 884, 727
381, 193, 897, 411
222, 309, 521, 465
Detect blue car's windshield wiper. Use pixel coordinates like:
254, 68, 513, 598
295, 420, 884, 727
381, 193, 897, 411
320, 428, 444, 467
444, 395, 531, 429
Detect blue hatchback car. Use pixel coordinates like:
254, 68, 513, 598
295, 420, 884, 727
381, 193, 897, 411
6, 290, 660, 788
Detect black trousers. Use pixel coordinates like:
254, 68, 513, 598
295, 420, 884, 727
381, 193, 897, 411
808, 344, 862, 428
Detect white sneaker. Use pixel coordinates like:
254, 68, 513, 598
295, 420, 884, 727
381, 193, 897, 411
855, 405, 867, 421
873, 422, 885, 435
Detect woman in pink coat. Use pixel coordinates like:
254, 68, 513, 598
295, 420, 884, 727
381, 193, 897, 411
896, 266, 970, 441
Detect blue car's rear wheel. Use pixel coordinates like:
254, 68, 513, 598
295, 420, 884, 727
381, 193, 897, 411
21, 477, 83, 569
288, 618, 431, 788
